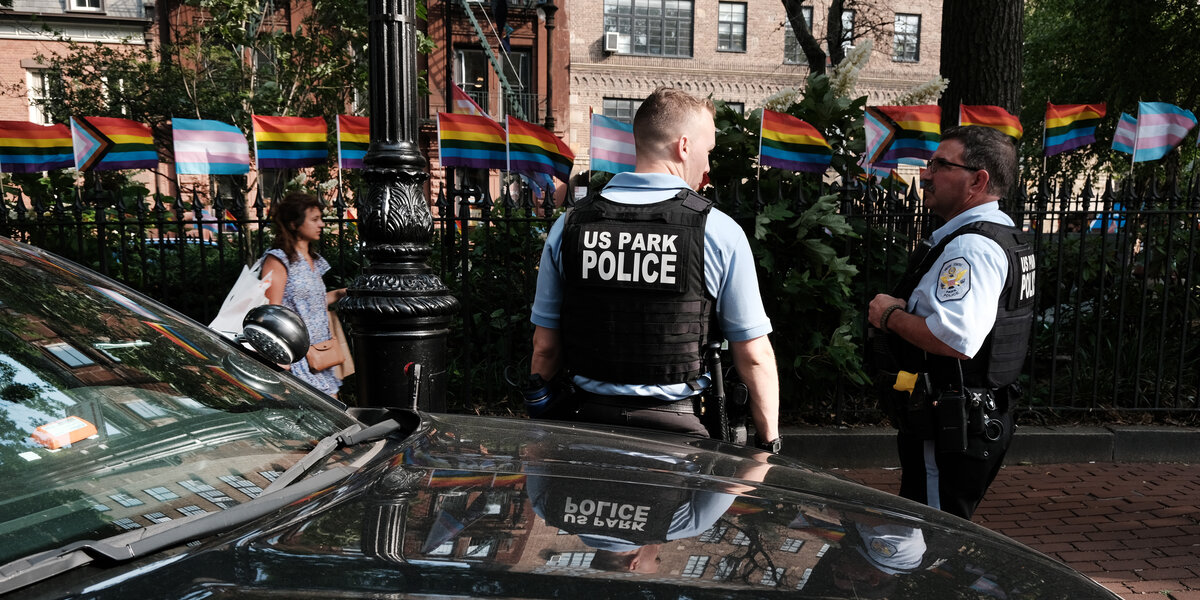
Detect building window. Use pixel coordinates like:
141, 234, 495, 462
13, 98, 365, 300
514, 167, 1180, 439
781, 537, 804, 552
27, 71, 52, 124
219, 474, 263, 499
603, 0, 694, 58
713, 557, 734, 580
112, 517, 141, 530
70, 0, 103, 11
717, 3, 746, 52
126, 400, 167, 420
603, 98, 642, 125
699, 525, 727, 543
44, 342, 94, 368
841, 9, 856, 50
783, 6, 813, 65
760, 567, 785, 586
725, 102, 745, 115
893, 13, 921, 62
142, 512, 172, 524
682, 555, 709, 577
455, 49, 490, 113
109, 492, 144, 508
143, 486, 179, 502
177, 505, 208, 517
546, 552, 594, 567
179, 479, 237, 509
731, 531, 750, 545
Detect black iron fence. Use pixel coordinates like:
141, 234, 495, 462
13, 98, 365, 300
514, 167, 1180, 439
2, 174, 1198, 422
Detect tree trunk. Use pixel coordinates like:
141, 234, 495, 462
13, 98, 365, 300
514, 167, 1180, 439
783, 0, 826, 75
825, 0, 845, 68
939, 0, 1023, 131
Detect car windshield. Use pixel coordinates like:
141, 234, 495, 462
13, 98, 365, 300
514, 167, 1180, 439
0, 239, 362, 564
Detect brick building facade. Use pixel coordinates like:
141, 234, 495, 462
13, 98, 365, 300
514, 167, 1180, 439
0, 0, 151, 122
566, 0, 943, 174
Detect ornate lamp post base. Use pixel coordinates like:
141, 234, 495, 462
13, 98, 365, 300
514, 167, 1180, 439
338, 0, 459, 411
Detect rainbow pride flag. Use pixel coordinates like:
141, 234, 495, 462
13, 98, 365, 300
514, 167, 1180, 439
506, 115, 574, 181
0, 120, 74, 173
1132, 101, 1197, 163
864, 105, 940, 166
1044, 102, 1106, 156
1112, 113, 1137, 154
251, 115, 328, 169
590, 113, 635, 175
959, 104, 1023, 140
71, 116, 158, 171
336, 115, 369, 169
172, 118, 250, 175
437, 112, 507, 170
758, 109, 832, 173
143, 320, 207, 359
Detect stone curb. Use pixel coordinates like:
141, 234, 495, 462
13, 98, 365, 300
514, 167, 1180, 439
779, 425, 1200, 468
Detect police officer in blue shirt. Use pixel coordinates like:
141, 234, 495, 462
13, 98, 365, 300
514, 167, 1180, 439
526, 87, 781, 452
868, 126, 1036, 519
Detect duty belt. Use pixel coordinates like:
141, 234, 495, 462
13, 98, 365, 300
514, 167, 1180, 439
577, 390, 704, 415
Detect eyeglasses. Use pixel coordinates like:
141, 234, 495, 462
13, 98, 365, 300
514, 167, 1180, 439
926, 157, 981, 174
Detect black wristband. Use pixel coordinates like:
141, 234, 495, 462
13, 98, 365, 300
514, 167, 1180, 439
879, 304, 904, 333
755, 436, 782, 454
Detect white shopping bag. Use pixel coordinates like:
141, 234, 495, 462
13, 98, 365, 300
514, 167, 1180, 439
208, 258, 273, 338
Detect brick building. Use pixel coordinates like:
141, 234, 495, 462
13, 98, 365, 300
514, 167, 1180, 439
567, 0, 943, 174
0, 0, 152, 122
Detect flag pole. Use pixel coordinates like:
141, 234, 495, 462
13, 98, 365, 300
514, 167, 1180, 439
1041, 103, 1047, 178
1130, 101, 1140, 184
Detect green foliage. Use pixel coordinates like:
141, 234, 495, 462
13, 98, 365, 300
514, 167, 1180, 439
3, 0, 434, 202
707, 73, 872, 422
1029, 215, 1200, 410
434, 205, 550, 415
1023, 0, 1200, 182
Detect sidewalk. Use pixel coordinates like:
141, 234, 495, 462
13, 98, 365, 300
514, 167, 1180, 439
779, 426, 1200, 600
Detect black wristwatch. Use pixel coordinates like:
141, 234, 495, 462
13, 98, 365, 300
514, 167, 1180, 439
755, 436, 782, 454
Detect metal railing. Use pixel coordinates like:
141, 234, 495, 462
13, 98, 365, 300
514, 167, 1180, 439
3, 173, 1198, 422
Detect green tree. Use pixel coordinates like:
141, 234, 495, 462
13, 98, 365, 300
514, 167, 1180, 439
782, 0, 897, 76
1, 0, 432, 200
1023, 0, 1200, 181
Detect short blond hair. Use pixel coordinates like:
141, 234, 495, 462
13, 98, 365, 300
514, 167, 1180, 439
632, 87, 716, 157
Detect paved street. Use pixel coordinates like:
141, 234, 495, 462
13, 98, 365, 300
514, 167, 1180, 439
835, 463, 1200, 600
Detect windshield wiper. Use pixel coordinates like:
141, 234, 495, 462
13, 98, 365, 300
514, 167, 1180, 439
264, 418, 402, 492
0, 466, 352, 595
0, 418, 405, 595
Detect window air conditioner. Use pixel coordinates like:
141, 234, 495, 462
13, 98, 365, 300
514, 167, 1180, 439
603, 31, 622, 54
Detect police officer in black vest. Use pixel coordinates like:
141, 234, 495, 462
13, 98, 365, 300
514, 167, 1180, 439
868, 126, 1036, 519
526, 87, 780, 452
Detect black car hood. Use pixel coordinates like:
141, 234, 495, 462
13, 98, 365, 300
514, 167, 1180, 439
20, 412, 1117, 599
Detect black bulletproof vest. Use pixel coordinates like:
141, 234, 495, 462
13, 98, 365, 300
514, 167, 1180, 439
892, 219, 1037, 388
537, 478, 684, 544
560, 189, 715, 384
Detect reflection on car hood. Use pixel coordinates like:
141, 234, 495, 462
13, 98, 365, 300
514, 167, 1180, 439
39, 412, 1118, 600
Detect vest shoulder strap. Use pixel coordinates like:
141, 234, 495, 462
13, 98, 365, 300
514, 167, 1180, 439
893, 219, 1024, 300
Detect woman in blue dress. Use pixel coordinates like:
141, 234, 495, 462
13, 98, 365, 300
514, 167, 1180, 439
263, 192, 347, 397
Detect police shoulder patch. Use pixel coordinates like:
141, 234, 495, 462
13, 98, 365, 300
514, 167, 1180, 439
936, 257, 971, 302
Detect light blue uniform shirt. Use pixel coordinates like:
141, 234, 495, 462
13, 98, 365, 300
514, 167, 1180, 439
906, 202, 1013, 358
531, 172, 772, 400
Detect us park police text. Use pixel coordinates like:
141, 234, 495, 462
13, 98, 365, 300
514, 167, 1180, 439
580, 230, 680, 285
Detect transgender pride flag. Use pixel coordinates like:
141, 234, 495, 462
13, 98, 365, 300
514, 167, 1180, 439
1132, 102, 1197, 163
590, 113, 635, 174
172, 118, 250, 175
1112, 113, 1136, 155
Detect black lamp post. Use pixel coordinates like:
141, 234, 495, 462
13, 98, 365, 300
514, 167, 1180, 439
338, 0, 459, 411
537, 0, 558, 131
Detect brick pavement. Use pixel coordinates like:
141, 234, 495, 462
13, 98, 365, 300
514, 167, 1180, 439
834, 463, 1200, 600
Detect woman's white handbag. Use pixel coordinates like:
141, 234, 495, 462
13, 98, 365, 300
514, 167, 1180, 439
208, 258, 273, 338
